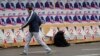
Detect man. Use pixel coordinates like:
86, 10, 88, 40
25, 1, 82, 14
91, 12, 99, 22
55, 12, 63, 23
73, 12, 82, 23
74, 0, 82, 9
45, 0, 54, 9
46, 12, 54, 23
82, 0, 91, 9
55, 0, 64, 9
0, 17, 6, 26
91, 0, 99, 9
16, 0, 25, 10
20, 5, 52, 55
16, 13, 26, 24
38, 13, 46, 23
82, 12, 90, 22
35, 0, 44, 9
64, 12, 73, 23
65, 0, 73, 9
6, 13, 16, 25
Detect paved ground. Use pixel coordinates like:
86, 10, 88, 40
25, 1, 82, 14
0, 42, 100, 56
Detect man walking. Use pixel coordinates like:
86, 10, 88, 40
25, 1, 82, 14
20, 5, 52, 55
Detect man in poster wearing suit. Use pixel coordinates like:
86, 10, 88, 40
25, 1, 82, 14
6, 0, 15, 10
16, 13, 26, 24
82, 0, 91, 9
65, 0, 73, 9
82, 12, 90, 22
46, 12, 54, 23
0, 17, 6, 26
55, 0, 64, 9
6, 13, 16, 25
64, 12, 73, 23
74, 0, 82, 9
16, 0, 25, 10
73, 12, 82, 23
35, 0, 44, 9
91, 0, 99, 9
91, 12, 99, 22
45, 0, 54, 9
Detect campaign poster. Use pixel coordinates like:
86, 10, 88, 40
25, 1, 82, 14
68, 26, 77, 40
39, 29, 49, 42
76, 26, 85, 39
4, 29, 15, 43
23, 27, 29, 41
0, 30, 5, 44
92, 25, 100, 38
84, 26, 93, 39
14, 28, 25, 42
46, 27, 58, 37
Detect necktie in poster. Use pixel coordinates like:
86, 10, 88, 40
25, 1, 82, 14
76, 26, 85, 39
84, 26, 93, 39
92, 25, 100, 38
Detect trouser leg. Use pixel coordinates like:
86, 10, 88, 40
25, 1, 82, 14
23, 32, 33, 53
33, 32, 51, 51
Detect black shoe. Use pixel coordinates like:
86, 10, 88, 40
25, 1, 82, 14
46, 50, 52, 54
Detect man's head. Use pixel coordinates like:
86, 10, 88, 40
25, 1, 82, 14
26, 5, 33, 14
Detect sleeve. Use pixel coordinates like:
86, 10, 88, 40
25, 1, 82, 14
21, 11, 35, 28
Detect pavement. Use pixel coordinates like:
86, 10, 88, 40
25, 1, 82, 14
0, 42, 100, 56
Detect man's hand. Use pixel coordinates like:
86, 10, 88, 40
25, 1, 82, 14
19, 27, 23, 30
19, 25, 23, 30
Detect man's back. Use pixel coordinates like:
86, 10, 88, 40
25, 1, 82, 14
25, 11, 42, 32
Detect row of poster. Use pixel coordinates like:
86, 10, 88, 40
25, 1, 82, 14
0, 24, 100, 47
0, 27, 50, 48
46, 25, 100, 40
